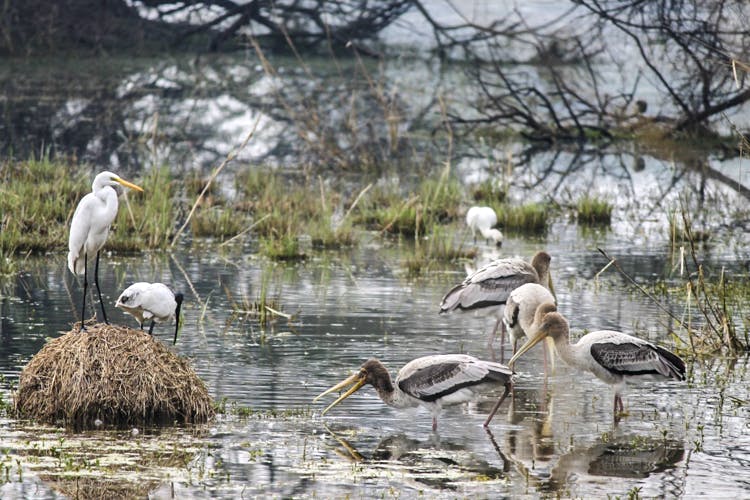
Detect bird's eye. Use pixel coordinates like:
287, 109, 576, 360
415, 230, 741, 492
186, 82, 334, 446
121, 296, 129, 303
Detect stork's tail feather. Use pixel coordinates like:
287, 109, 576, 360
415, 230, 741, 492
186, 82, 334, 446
654, 345, 686, 381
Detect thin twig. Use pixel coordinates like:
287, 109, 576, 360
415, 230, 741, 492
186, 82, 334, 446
340, 183, 373, 225
170, 118, 261, 247
596, 247, 688, 330
219, 214, 271, 248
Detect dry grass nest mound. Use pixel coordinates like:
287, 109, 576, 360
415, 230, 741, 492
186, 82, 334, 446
14, 323, 214, 430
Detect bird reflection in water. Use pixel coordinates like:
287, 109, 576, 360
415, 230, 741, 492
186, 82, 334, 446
322, 424, 510, 490
493, 385, 685, 496
541, 436, 685, 495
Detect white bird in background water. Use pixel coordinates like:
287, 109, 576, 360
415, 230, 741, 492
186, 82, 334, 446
313, 354, 513, 431
116, 282, 184, 345
440, 251, 554, 360
508, 306, 685, 420
466, 206, 503, 246
68, 171, 143, 330
503, 284, 557, 373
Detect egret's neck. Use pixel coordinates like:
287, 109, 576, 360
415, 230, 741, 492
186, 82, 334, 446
98, 186, 119, 218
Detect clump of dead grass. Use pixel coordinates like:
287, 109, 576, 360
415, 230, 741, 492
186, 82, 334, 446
14, 323, 214, 430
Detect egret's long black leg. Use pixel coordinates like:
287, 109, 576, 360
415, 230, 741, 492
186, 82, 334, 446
94, 251, 109, 324
79, 253, 88, 332
148, 320, 155, 335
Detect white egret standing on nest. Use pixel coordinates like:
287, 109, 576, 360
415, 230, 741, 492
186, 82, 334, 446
466, 206, 503, 246
116, 282, 184, 345
509, 306, 685, 419
68, 171, 143, 330
440, 251, 553, 360
314, 354, 513, 431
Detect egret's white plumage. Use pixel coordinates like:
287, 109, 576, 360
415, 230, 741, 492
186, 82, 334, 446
509, 308, 685, 418
68, 171, 143, 329
116, 282, 184, 345
503, 284, 557, 372
466, 206, 503, 246
440, 251, 553, 358
314, 354, 513, 430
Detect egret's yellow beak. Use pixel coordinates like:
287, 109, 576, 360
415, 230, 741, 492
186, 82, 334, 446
114, 176, 144, 192
313, 370, 367, 415
508, 330, 549, 370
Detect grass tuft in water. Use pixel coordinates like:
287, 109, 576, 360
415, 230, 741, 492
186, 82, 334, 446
576, 195, 613, 225
495, 202, 550, 233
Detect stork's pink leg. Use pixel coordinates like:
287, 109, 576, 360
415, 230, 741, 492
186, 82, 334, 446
483, 383, 512, 427
432, 416, 437, 432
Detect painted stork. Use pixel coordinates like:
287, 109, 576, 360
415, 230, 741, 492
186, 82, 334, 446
439, 251, 553, 359
508, 306, 686, 418
503, 284, 557, 373
466, 206, 503, 246
115, 282, 184, 345
313, 354, 514, 431
68, 171, 143, 330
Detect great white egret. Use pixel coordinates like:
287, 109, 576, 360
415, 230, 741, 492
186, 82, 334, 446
509, 307, 685, 419
313, 354, 513, 431
503, 284, 557, 373
68, 171, 143, 330
115, 282, 184, 345
439, 251, 553, 359
466, 206, 503, 246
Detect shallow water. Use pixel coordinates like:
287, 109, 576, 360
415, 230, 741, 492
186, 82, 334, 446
1, 231, 749, 498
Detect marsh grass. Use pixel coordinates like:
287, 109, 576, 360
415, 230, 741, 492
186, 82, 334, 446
0, 157, 89, 254
226, 268, 291, 331
109, 166, 179, 249
471, 178, 508, 204
355, 170, 463, 237
576, 195, 613, 225
236, 169, 354, 258
404, 225, 477, 276
494, 202, 550, 233
0, 159, 179, 255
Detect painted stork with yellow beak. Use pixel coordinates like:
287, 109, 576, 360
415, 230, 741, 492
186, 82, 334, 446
508, 305, 686, 418
440, 251, 553, 359
313, 354, 514, 431
503, 283, 557, 374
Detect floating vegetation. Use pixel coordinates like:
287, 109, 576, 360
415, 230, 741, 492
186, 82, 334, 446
15, 323, 214, 430
575, 195, 613, 225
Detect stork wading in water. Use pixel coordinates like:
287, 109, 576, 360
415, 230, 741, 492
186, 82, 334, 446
313, 354, 514, 431
439, 251, 553, 360
503, 284, 557, 374
68, 171, 143, 330
466, 206, 503, 246
508, 306, 685, 419
116, 282, 184, 345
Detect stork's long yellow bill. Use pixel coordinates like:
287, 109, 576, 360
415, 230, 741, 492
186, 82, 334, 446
114, 176, 144, 192
313, 371, 367, 415
508, 330, 548, 369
